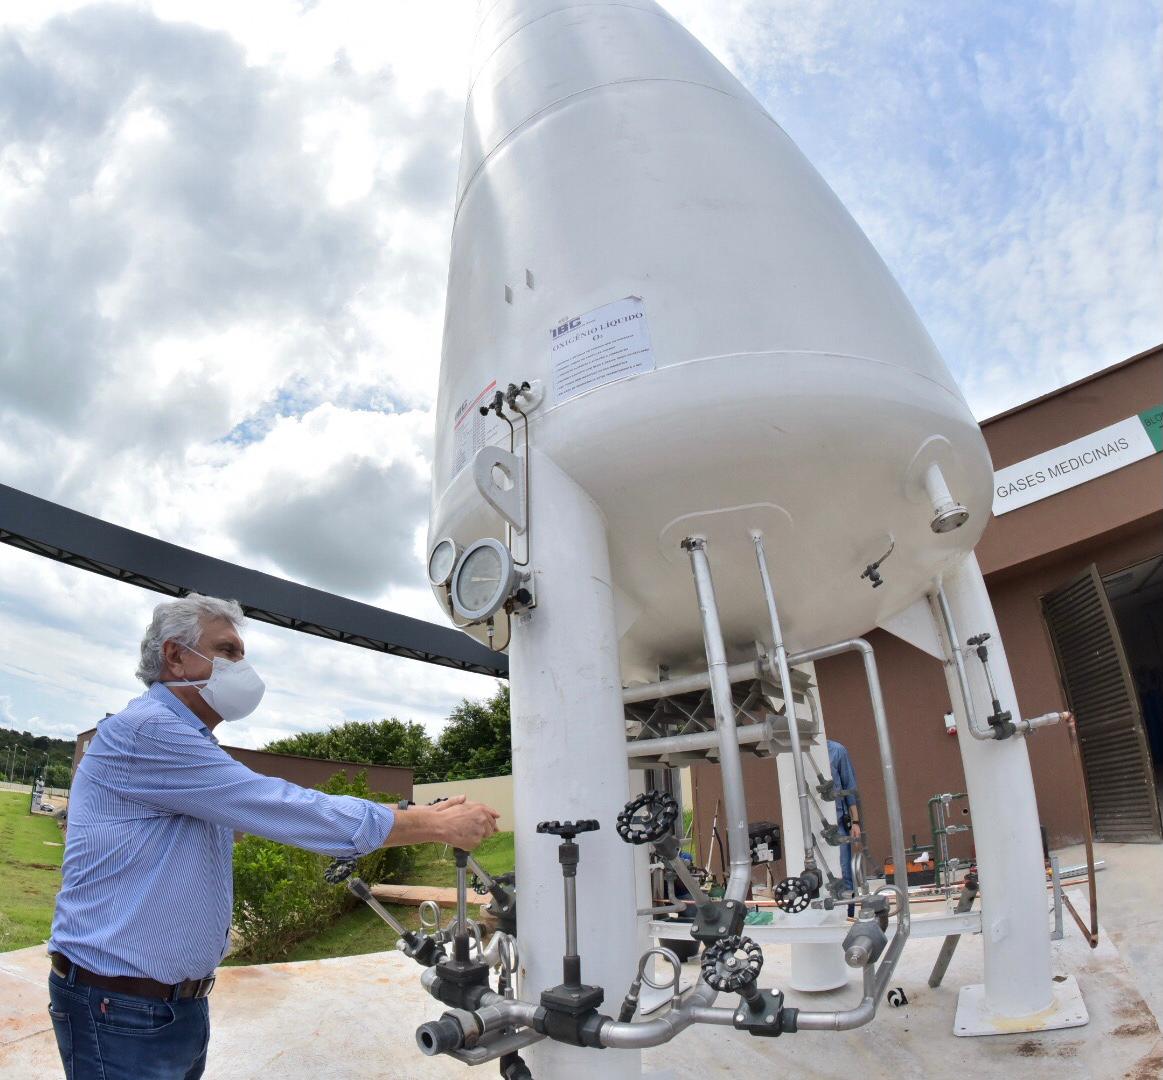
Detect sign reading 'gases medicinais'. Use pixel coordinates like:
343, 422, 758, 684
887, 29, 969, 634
992, 405, 1163, 516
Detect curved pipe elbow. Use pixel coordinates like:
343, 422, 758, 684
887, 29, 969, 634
599, 981, 720, 1049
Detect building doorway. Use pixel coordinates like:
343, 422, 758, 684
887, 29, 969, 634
1042, 560, 1163, 842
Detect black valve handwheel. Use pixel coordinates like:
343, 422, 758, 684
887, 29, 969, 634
536, 819, 601, 840
774, 876, 812, 913
616, 791, 679, 845
324, 857, 358, 885
469, 873, 489, 895
701, 935, 763, 992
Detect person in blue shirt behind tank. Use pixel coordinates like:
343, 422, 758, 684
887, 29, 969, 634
827, 738, 862, 909
48, 593, 500, 1080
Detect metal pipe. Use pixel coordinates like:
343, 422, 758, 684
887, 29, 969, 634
626, 721, 770, 759
598, 984, 725, 1048
472, 998, 545, 1033
795, 965, 876, 1030
1063, 712, 1100, 948
466, 854, 495, 889
455, 852, 469, 937
563, 875, 578, 958
665, 851, 712, 906
783, 638, 909, 928
929, 587, 995, 740
782, 635, 911, 1018
346, 878, 411, 937
622, 661, 763, 705
1017, 710, 1067, 736
683, 538, 754, 903
752, 532, 814, 867
927, 874, 980, 987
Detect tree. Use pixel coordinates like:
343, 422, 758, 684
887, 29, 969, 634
262, 718, 433, 774
426, 683, 511, 781
45, 763, 73, 789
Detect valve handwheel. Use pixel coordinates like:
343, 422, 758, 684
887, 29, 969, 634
774, 876, 812, 913
616, 791, 679, 845
701, 935, 763, 992
536, 819, 600, 841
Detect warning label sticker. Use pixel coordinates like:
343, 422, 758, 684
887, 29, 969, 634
452, 379, 504, 476
549, 297, 654, 405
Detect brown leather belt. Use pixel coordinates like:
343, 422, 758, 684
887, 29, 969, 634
50, 952, 215, 1001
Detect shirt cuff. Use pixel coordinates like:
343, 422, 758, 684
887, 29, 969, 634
351, 802, 396, 855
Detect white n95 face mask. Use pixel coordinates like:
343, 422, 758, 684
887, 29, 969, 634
165, 648, 266, 722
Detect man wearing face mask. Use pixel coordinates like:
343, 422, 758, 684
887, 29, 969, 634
47, 594, 500, 1080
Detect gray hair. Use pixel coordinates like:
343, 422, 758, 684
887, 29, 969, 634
136, 593, 246, 685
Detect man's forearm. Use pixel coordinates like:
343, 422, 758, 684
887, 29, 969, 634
380, 805, 449, 848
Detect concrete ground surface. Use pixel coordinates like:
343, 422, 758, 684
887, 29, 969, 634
1, 843, 1159, 1079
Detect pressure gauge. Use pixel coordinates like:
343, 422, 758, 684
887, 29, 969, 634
427, 538, 461, 587
451, 538, 519, 622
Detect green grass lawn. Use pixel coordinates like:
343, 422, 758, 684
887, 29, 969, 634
0, 791, 65, 952
271, 831, 516, 965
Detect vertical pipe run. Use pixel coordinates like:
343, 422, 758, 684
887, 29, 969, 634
931, 588, 993, 740
563, 874, 578, 959
752, 532, 815, 867
455, 851, 469, 937
682, 537, 754, 902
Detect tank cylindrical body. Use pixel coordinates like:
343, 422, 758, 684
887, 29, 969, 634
430, 0, 993, 677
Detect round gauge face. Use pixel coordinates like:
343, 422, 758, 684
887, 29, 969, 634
457, 544, 505, 614
427, 539, 458, 586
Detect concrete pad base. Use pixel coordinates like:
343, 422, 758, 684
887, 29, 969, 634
3, 874, 1160, 1079
954, 974, 1089, 1036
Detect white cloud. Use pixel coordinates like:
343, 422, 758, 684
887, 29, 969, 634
0, 0, 1158, 747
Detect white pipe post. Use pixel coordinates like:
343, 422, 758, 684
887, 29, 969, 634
509, 450, 640, 1079
936, 553, 1053, 1017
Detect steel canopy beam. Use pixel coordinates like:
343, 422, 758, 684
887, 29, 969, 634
0, 484, 507, 678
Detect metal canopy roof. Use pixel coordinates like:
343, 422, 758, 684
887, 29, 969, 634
0, 484, 507, 678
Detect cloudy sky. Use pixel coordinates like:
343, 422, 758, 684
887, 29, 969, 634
1, 1, 1159, 751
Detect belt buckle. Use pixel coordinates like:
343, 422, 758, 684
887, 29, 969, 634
193, 975, 215, 999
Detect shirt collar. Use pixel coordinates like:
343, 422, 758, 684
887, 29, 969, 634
147, 683, 217, 741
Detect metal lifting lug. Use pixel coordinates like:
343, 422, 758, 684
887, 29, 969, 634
691, 897, 747, 943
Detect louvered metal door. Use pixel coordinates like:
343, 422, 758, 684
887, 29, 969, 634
1042, 565, 1162, 841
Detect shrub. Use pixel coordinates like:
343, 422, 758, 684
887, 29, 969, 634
230, 771, 414, 962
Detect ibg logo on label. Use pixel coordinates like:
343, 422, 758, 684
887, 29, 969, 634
551, 317, 581, 339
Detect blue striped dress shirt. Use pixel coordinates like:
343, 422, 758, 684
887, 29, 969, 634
49, 683, 395, 982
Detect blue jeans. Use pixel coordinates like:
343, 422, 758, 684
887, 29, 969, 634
48, 969, 210, 1080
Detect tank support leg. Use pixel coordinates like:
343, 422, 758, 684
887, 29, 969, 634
509, 450, 641, 1078
933, 554, 1087, 1034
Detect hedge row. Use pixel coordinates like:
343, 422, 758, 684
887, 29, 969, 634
230, 771, 414, 962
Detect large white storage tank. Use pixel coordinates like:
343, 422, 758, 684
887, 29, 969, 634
429, 0, 993, 676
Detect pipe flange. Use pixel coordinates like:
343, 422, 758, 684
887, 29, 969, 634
616, 791, 679, 845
